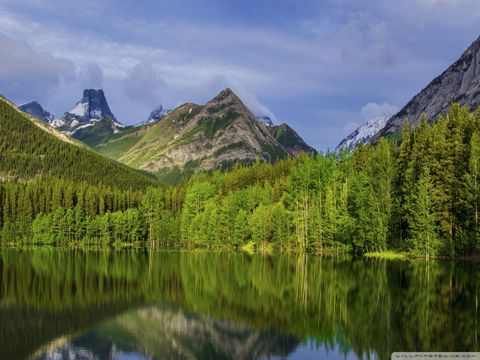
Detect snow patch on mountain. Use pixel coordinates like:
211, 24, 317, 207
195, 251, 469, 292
256, 115, 274, 127
69, 101, 88, 117
50, 89, 124, 137
138, 105, 171, 126
335, 114, 390, 152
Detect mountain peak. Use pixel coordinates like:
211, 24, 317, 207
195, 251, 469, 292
58, 88, 117, 123
18, 101, 54, 123
206, 88, 254, 121
256, 115, 274, 127
83, 88, 105, 97
140, 104, 172, 125
50, 89, 125, 143
211, 88, 243, 103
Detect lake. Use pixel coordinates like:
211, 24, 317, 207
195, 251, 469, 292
0, 250, 478, 360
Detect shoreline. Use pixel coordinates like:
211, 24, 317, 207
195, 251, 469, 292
1, 244, 479, 261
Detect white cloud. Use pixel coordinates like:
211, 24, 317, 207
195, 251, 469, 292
360, 102, 399, 121
229, 84, 278, 122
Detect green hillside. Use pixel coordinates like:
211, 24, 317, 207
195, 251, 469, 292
0, 96, 156, 189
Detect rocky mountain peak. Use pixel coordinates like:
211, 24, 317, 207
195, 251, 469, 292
140, 105, 172, 125
205, 88, 256, 121
50, 89, 125, 143
70, 88, 116, 122
18, 101, 54, 123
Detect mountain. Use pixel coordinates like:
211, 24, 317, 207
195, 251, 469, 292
140, 104, 171, 125
335, 114, 390, 152
375, 36, 480, 140
18, 101, 54, 123
96, 88, 305, 183
51, 89, 127, 146
267, 123, 314, 155
0, 95, 155, 188
256, 115, 274, 126
256, 115, 313, 155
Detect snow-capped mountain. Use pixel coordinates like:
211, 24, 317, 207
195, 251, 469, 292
18, 101, 54, 123
256, 115, 274, 127
335, 114, 390, 152
51, 89, 125, 136
139, 105, 171, 126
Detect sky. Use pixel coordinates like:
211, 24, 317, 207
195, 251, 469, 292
0, 0, 479, 150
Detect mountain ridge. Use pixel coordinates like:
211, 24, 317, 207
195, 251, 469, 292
375, 35, 480, 140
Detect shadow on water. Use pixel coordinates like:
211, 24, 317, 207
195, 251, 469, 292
0, 249, 478, 360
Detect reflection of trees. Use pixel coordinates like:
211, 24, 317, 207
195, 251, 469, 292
0, 250, 478, 360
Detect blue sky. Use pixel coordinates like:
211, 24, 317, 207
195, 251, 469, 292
0, 0, 479, 150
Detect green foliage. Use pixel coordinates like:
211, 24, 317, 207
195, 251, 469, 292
0, 99, 155, 189
1, 103, 479, 257
1, 250, 478, 360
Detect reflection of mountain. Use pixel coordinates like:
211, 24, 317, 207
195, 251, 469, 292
99, 304, 298, 360
0, 250, 478, 360
35, 304, 298, 360
0, 302, 137, 360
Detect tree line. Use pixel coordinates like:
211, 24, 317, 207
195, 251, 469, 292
0, 104, 479, 257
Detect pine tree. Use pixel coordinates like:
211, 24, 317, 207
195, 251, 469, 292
233, 209, 249, 247
462, 130, 480, 252
410, 167, 438, 257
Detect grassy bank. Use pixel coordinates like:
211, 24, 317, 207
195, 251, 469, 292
363, 251, 409, 260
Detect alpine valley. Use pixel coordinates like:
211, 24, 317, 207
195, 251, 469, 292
1, 3, 480, 357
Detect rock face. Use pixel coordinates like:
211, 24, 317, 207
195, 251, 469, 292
335, 114, 390, 152
63, 89, 116, 123
51, 89, 126, 146
18, 101, 54, 123
96, 88, 312, 183
376, 36, 480, 139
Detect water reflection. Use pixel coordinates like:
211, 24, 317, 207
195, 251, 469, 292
34, 304, 299, 360
0, 250, 478, 360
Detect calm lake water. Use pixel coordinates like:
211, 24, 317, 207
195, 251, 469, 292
0, 250, 478, 360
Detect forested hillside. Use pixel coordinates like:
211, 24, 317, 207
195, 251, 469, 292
0, 96, 156, 189
1, 104, 479, 257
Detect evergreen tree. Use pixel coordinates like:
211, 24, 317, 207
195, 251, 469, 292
410, 167, 438, 257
